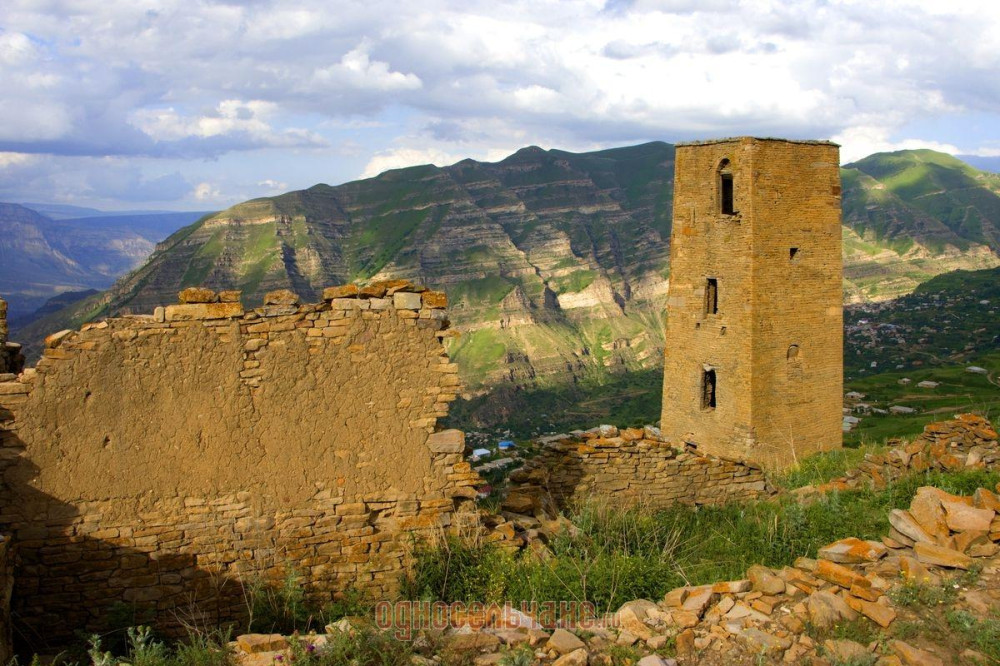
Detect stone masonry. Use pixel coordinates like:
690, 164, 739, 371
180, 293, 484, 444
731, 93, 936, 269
0, 282, 481, 650
661, 138, 843, 470
0, 298, 24, 377
504, 425, 773, 515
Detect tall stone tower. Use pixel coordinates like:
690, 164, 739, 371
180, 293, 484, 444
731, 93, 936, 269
661, 137, 842, 469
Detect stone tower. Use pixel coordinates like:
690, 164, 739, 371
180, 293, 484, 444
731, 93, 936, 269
660, 137, 842, 469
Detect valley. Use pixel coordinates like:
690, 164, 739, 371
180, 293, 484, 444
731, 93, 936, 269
5, 144, 1000, 433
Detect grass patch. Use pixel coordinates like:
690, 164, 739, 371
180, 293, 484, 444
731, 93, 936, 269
403, 469, 1000, 616
82, 626, 232, 666
550, 270, 596, 294
776, 442, 888, 490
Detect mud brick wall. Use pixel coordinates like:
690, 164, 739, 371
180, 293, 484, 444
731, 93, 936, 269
507, 427, 773, 512
662, 138, 842, 470
0, 283, 480, 649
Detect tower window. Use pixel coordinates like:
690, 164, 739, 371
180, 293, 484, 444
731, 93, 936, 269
705, 278, 718, 315
787, 344, 800, 360
701, 368, 717, 410
789, 247, 799, 260
718, 159, 735, 215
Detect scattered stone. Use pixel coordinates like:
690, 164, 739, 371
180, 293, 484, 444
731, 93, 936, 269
818, 537, 888, 563
805, 591, 858, 629
913, 541, 972, 569
616, 600, 658, 640
889, 510, 936, 544
815, 558, 867, 588
824, 639, 870, 663
552, 648, 588, 666
890, 640, 944, 666
236, 634, 288, 654
545, 628, 585, 655
637, 656, 676, 666
845, 595, 896, 627
663, 587, 688, 607
738, 628, 791, 654
748, 565, 786, 595
941, 500, 995, 532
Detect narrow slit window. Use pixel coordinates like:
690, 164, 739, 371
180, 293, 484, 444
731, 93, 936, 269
718, 159, 735, 215
705, 278, 718, 315
720, 174, 734, 214
701, 368, 717, 410
789, 247, 799, 260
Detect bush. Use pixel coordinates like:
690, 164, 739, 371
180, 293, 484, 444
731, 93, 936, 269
84, 627, 232, 666
287, 629, 412, 666
247, 567, 314, 634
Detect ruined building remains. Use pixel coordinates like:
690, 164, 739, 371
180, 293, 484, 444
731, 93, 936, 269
0, 284, 480, 649
661, 138, 843, 469
0, 298, 24, 377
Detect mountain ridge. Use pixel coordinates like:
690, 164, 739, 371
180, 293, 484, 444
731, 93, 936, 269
9, 144, 1000, 403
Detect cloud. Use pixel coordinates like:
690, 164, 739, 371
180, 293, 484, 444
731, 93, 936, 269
1, 0, 999, 205
129, 100, 327, 151
193, 182, 223, 202
311, 39, 422, 92
361, 143, 516, 178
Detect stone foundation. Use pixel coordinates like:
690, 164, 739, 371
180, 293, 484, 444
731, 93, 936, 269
0, 283, 481, 650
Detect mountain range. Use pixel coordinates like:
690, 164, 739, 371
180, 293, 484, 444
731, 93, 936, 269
0, 204, 207, 321
6, 144, 1000, 413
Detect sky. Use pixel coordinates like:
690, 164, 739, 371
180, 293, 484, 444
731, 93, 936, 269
1, 0, 999, 211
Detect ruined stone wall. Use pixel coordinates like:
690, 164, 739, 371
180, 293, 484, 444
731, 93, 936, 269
0, 283, 480, 649
504, 426, 773, 514
661, 138, 842, 469
0, 298, 23, 377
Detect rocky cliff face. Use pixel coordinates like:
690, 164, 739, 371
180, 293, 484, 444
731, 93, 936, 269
13, 144, 1000, 396
0, 204, 206, 320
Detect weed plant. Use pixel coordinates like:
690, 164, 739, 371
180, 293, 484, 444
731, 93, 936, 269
404, 469, 999, 616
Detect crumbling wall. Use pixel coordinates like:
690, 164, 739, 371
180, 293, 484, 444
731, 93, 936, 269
0, 298, 24, 377
504, 426, 773, 515
0, 283, 480, 648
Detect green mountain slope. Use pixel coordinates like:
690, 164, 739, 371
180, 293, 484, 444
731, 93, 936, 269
10, 145, 1000, 411
840, 149, 1000, 299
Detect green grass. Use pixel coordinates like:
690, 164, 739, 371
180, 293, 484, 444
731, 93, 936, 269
776, 442, 890, 489
550, 269, 596, 294
450, 276, 517, 307
446, 367, 664, 438
844, 353, 1000, 447
448, 329, 508, 383
181, 229, 226, 287
402, 469, 999, 616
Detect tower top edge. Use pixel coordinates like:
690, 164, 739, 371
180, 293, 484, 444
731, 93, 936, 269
675, 137, 840, 148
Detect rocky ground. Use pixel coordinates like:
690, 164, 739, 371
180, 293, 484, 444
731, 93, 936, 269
227, 416, 1000, 665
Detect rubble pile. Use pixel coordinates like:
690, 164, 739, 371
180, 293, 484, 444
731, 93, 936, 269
230, 483, 1000, 665
795, 414, 999, 497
